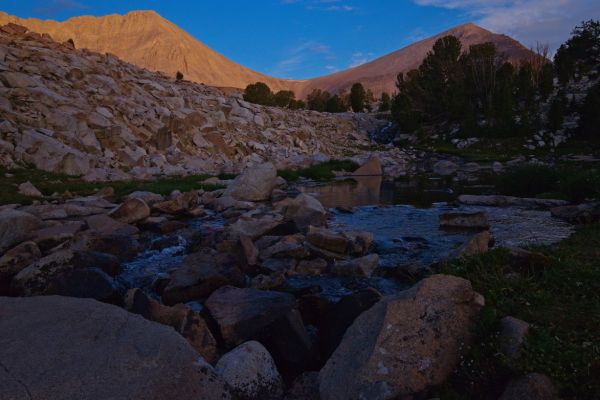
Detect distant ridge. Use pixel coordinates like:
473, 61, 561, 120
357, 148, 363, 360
0, 11, 535, 97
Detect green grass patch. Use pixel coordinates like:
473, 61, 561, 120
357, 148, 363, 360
278, 160, 359, 182
0, 167, 226, 205
494, 165, 600, 202
412, 137, 528, 163
434, 224, 600, 399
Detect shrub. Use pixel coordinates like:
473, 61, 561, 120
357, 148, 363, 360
274, 90, 295, 108
495, 165, 559, 198
176, 71, 184, 81
243, 82, 274, 106
558, 168, 600, 202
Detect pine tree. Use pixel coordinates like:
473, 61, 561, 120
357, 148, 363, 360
350, 83, 367, 112
379, 92, 391, 112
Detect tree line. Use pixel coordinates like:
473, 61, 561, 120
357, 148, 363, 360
389, 20, 600, 140
243, 81, 387, 113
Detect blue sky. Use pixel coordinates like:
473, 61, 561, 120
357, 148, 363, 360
2, 0, 599, 79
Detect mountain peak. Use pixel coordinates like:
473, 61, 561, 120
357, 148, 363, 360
0, 11, 534, 97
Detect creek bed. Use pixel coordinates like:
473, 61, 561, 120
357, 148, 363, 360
118, 177, 574, 301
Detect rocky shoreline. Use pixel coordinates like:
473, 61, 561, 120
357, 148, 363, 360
1, 159, 576, 399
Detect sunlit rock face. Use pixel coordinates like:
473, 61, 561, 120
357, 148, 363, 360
0, 23, 385, 181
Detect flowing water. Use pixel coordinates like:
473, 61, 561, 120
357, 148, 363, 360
119, 175, 574, 299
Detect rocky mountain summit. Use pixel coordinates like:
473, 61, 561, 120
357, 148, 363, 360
0, 23, 389, 181
0, 11, 534, 97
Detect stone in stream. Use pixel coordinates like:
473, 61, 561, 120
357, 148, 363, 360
153, 190, 201, 215
306, 226, 373, 258
0, 296, 232, 400
229, 212, 286, 240
452, 230, 492, 258
85, 214, 140, 236
205, 285, 314, 376
0, 209, 43, 253
550, 203, 600, 225
439, 211, 490, 229
458, 194, 568, 209
216, 340, 284, 400
294, 258, 328, 275
162, 251, 245, 306
331, 254, 379, 277
239, 235, 259, 268
108, 197, 151, 224
276, 193, 327, 231
319, 275, 484, 400
352, 154, 383, 176
260, 234, 310, 260
72, 230, 140, 261
224, 162, 278, 202
306, 226, 351, 254
251, 271, 286, 290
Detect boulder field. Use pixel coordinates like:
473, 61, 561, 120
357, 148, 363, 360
0, 161, 503, 399
0, 23, 419, 181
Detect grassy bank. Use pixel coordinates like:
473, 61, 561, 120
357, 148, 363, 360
434, 224, 600, 399
493, 165, 600, 202
0, 168, 227, 205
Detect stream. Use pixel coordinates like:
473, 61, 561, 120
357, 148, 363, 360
119, 175, 574, 300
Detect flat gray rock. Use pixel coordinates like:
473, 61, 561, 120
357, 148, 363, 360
0, 295, 231, 400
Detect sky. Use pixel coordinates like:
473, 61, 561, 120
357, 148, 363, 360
1, 0, 599, 79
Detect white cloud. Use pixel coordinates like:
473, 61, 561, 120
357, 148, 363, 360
269, 40, 336, 78
413, 0, 600, 51
349, 51, 373, 67
282, 0, 358, 12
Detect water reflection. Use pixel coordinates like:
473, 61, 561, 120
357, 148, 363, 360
297, 176, 487, 208
298, 177, 382, 208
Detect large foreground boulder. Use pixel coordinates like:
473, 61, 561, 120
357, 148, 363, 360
319, 275, 483, 400
0, 296, 231, 400
225, 162, 277, 201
